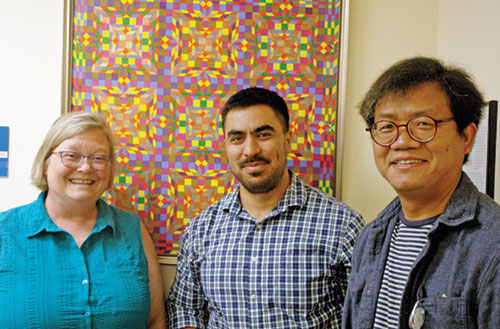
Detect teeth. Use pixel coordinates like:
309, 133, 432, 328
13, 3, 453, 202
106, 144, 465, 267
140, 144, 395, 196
70, 179, 93, 184
395, 160, 423, 165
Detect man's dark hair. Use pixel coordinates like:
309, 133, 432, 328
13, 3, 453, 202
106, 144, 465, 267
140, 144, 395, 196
221, 87, 290, 132
359, 56, 485, 135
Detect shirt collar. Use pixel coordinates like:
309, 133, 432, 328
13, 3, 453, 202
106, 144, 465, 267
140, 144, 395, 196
25, 192, 116, 238
25, 192, 61, 237
221, 171, 307, 217
437, 172, 478, 227
277, 171, 308, 210
94, 198, 117, 235
374, 172, 478, 229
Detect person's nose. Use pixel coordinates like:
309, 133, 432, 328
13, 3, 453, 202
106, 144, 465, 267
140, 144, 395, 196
390, 125, 419, 149
243, 136, 261, 157
77, 156, 93, 172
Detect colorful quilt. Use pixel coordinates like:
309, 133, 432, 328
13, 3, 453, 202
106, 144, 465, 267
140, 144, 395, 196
70, 0, 343, 257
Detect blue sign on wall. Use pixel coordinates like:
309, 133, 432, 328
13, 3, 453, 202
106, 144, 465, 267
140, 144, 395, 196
0, 126, 9, 177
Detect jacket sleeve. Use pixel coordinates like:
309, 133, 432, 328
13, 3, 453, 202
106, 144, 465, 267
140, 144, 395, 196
477, 247, 500, 327
166, 220, 207, 329
339, 211, 364, 296
342, 221, 377, 329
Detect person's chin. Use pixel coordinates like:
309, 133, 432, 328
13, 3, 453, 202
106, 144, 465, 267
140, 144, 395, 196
67, 188, 101, 201
389, 177, 426, 194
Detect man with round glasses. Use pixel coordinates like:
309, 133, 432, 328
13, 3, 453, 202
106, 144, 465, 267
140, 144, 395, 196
367, 115, 455, 146
343, 57, 500, 329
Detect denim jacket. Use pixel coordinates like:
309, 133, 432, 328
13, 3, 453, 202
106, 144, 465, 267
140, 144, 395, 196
343, 173, 500, 329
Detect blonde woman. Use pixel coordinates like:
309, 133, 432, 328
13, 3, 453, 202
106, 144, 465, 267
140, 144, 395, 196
0, 112, 165, 328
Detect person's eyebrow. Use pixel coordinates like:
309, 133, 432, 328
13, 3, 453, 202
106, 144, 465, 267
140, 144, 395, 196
377, 109, 434, 120
226, 124, 276, 138
254, 124, 275, 133
226, 129, 245, 138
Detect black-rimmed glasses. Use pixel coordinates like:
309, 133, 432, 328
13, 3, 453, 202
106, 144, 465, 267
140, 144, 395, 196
52, 151, 111, 170
366, 115, 455, 146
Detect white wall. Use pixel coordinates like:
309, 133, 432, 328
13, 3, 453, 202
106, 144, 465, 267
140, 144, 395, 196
0, 0, 63, 211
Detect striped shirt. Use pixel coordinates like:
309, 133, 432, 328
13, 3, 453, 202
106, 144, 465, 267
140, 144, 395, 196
167, 173, 364, 329
373, 212, 437, 329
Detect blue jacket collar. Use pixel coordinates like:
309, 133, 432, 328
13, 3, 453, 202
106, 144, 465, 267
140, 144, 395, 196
373, 172, 478, 229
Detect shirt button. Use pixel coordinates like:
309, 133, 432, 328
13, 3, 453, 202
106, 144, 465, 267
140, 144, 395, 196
85, 311, 91, 316
251, 257, 257, 263
82, 279, 88, 285
251, 294, 257, 300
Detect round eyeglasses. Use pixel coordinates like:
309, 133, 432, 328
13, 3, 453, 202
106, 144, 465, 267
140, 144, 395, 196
366, 115, 455, 146
52, 151, 111, 170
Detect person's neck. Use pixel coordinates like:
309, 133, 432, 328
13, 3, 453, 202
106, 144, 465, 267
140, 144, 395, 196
239, 171, 291, 222
398, 180, 459, 221
45, 194, 98, 222
44, 194, 99, 247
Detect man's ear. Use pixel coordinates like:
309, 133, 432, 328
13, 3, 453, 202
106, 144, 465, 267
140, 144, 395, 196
285, 130, 292, 154
462, 122, 478, 155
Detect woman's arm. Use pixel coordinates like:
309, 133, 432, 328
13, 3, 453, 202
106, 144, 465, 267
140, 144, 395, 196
140, 222, 167, 329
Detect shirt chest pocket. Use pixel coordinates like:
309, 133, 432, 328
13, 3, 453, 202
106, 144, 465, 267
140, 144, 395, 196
418, 296, 475, 329
273, 247, 332, 313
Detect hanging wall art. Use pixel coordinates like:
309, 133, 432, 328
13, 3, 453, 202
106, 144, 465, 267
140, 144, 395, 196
62, 0, 349, 263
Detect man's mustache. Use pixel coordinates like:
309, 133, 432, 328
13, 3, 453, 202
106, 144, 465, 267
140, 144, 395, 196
239, 156, 270, 167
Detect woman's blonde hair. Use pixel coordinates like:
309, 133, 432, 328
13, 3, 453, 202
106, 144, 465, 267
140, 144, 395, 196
31, 111, 115, 191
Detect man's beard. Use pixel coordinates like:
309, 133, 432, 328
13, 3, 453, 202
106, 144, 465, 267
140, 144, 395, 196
233, 156, 287, 194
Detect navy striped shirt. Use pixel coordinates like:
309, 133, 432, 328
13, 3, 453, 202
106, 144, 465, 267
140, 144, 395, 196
374, 212, 437, 328
167, 173, 364, 328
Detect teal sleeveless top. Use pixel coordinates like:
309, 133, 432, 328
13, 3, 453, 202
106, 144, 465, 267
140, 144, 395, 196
0, 192, 150, 328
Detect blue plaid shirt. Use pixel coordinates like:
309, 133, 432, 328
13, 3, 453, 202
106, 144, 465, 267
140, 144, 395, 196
167, 173, 364, 328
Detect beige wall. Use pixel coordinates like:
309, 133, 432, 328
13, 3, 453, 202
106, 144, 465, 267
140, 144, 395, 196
341, 0, 438, 221
161, 261, 177, 297
341, 0, 500, 221
436, 0, 500, 199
